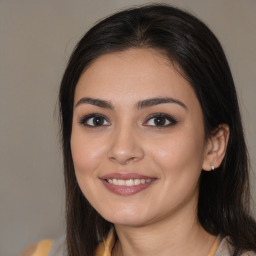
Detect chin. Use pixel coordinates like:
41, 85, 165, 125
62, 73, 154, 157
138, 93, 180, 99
101, 208, 152, 227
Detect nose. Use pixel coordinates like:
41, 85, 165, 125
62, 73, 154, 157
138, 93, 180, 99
107, 126, 144, 165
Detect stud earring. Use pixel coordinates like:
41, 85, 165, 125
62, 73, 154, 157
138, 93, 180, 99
210, 165, 215, 171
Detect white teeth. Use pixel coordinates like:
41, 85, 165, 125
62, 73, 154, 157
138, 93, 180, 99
106, 178, 152, 186
134, 179, 140, 185
126, 179, 134, 186
118, 179, 126, 185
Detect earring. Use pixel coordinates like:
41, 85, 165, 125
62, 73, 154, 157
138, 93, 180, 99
210, 165, 215, 171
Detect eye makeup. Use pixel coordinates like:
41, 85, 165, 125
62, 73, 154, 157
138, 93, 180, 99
78, 111, 178, 130
143, 113, 177, 128
79, 113, 110, 128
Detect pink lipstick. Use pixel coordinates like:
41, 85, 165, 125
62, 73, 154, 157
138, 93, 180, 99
100, 173, 156, 196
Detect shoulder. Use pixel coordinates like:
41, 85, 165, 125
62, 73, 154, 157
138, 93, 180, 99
20, 243, 37, 256
48, 235, 67, 256
20, 235, 67, 256
215, 236, 256, 256
21, 240, 53, 256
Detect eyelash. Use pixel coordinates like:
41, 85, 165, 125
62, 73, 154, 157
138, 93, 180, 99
79, 113, 177, 128
144, 113, 177, 128
79, 113, 110, 128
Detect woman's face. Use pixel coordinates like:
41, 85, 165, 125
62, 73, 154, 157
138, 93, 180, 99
71, 48, 209, 227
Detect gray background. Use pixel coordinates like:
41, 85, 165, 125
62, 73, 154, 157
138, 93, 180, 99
0, 1, 255, 256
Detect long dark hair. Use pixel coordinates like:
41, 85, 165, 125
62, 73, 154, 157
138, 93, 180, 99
59, 4, 256, 256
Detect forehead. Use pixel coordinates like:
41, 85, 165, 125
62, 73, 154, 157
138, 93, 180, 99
74, 48, 198, 107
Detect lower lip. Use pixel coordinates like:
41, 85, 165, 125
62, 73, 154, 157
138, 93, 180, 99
101, 179, 156, 196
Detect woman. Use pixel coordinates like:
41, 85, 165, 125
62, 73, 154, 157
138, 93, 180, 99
25, 4, 256, 256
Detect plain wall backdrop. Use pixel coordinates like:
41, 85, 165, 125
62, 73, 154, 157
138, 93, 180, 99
0, 1, 255, 255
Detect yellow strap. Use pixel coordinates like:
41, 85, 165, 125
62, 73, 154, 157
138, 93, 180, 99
95, 230, 220, 256
32, 239, 53, 256
95, 228, 115, 256
208, 236, 220, 256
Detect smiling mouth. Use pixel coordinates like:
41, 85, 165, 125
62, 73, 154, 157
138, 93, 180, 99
100, 174, 156, 196
106, 178, 153, 186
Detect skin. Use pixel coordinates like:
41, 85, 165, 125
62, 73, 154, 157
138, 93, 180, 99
71, 48, 229, 256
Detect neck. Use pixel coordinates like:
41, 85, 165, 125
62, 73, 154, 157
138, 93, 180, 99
112, 202, 216, 256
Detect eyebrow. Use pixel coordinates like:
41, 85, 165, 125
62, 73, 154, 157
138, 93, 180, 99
75, 97, 114, 109
75, 97, 187, 110
137, 97, 187, 110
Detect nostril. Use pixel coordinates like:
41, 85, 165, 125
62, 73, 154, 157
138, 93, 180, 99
109, 155, 138, 165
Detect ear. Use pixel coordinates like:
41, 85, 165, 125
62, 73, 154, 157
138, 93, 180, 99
202, 124, 230, 171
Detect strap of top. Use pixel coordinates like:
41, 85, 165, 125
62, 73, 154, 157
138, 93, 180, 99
95, 228, 115, 256
32, 240, 53, 256
95, 229, 221, 256
208, 236, 221, 256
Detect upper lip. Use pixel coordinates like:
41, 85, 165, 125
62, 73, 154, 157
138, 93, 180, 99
100, 173, 156, 180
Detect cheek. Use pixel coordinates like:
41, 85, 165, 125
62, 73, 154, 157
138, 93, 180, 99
70, 129, 106, 176
147, 132, 205, 210
70, 129, 108, 206
148, 128, 205, 177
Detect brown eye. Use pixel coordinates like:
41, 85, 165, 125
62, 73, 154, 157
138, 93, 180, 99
80, 114, 110, 127
144, 113, 177, 127
92, 116, 105, 126
154, 117, 168, 126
